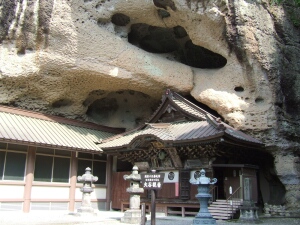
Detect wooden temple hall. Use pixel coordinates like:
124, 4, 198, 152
99, 89, 272, 219
0, 89, 273, 217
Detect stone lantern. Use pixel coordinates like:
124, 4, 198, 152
77, 167, 98, 214
239, 177, 260, 223
121, 165, 144, 224
190, 169, 217, 225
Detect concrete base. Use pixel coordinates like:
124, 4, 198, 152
192, 217, 217, 224
239, 205, 261, 223
121, 209, 142, 224
76, 207, 97, 216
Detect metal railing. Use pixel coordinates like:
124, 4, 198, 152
226, 187, 242, 219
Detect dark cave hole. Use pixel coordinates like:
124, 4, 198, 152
255, 97, 264, 104
52, 99, 73, 108
157, 9, 170, 19
86, 98, 118, 118
234, 86, 244, 92
111, 13, 130, 26
83, 89, 106, 107
17, 47, 26, 55
183, 40, 227, 69
128, 23, 227, 69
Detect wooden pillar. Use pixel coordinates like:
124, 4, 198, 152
151, 189, 156, 225
112, 155, 117, 172
23, 146, 36, 213
106, 155, 113, 210
69, 151, 78, 212
240, 168, 244, 200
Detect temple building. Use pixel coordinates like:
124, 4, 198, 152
0, 90, 275, 217
0, 105, 124, 212
99, 89, 273, 218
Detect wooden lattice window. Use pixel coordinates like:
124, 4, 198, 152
179, 170, 190, 200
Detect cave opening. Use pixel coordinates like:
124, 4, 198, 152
52, 99, 73, 108
127, 23, 227, 69
85, 90, 160, 130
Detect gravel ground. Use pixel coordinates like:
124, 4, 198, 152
0, 210, 299, 225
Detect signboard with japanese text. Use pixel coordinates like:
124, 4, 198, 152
141, 173, 165, 190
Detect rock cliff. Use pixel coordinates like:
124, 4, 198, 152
0, 0, 299, 211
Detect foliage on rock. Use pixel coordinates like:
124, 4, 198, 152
271, 0, 300, 27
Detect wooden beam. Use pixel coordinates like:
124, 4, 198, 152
166, 148, 182, 168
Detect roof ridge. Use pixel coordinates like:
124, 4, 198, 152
206, 114, 226, 131
144, 89, 214, 123
170, 120, 201, 125
0, 105, 124, 134
99, 124, 144, 144
145, 94, 168, 123
171, 91, 215, 119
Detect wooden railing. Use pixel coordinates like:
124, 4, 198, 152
209, 185, 218, 203
226, 186, 242, 219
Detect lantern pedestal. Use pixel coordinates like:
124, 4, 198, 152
239, 201, 260, 223
121, 165, 144, 224
122, 208, 144, 224
77, 167, 98, 216
239, 178, 260, 223
77, 192, 95, 214
190, 169, 217, 225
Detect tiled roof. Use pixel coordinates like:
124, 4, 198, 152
0, 105, 123, 152
224, 125, 262, 144
171, 91, 211, 120
100, 121, 224, 149
99, 90, 264, 150
147, 89, 211, 123
172, 99, 207, 120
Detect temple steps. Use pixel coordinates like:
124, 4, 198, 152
208, 199, 243, 220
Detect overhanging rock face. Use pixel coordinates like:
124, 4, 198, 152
0, 0, 274, 131
0, 0, 299, 211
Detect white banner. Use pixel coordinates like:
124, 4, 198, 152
163, 171, 179, 183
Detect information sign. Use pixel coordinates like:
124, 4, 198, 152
141, 173, 165, 190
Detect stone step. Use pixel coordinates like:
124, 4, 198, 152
213, 215, 232, 220
209, 210, 238, 215
207, 200, 243, 221
211, 201, 242, 205
212, 201, 241, 204
208, 205, 240, 209
209, 205, 235, 208
210, 212, 232, 216
209, 208, 237, 212
216, 199, 242, 202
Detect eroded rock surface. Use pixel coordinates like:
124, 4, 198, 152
0, 0, 299, 211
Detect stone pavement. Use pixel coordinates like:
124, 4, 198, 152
0, 210, 299, 225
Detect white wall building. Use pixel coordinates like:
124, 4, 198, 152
0, 105, 123, 212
